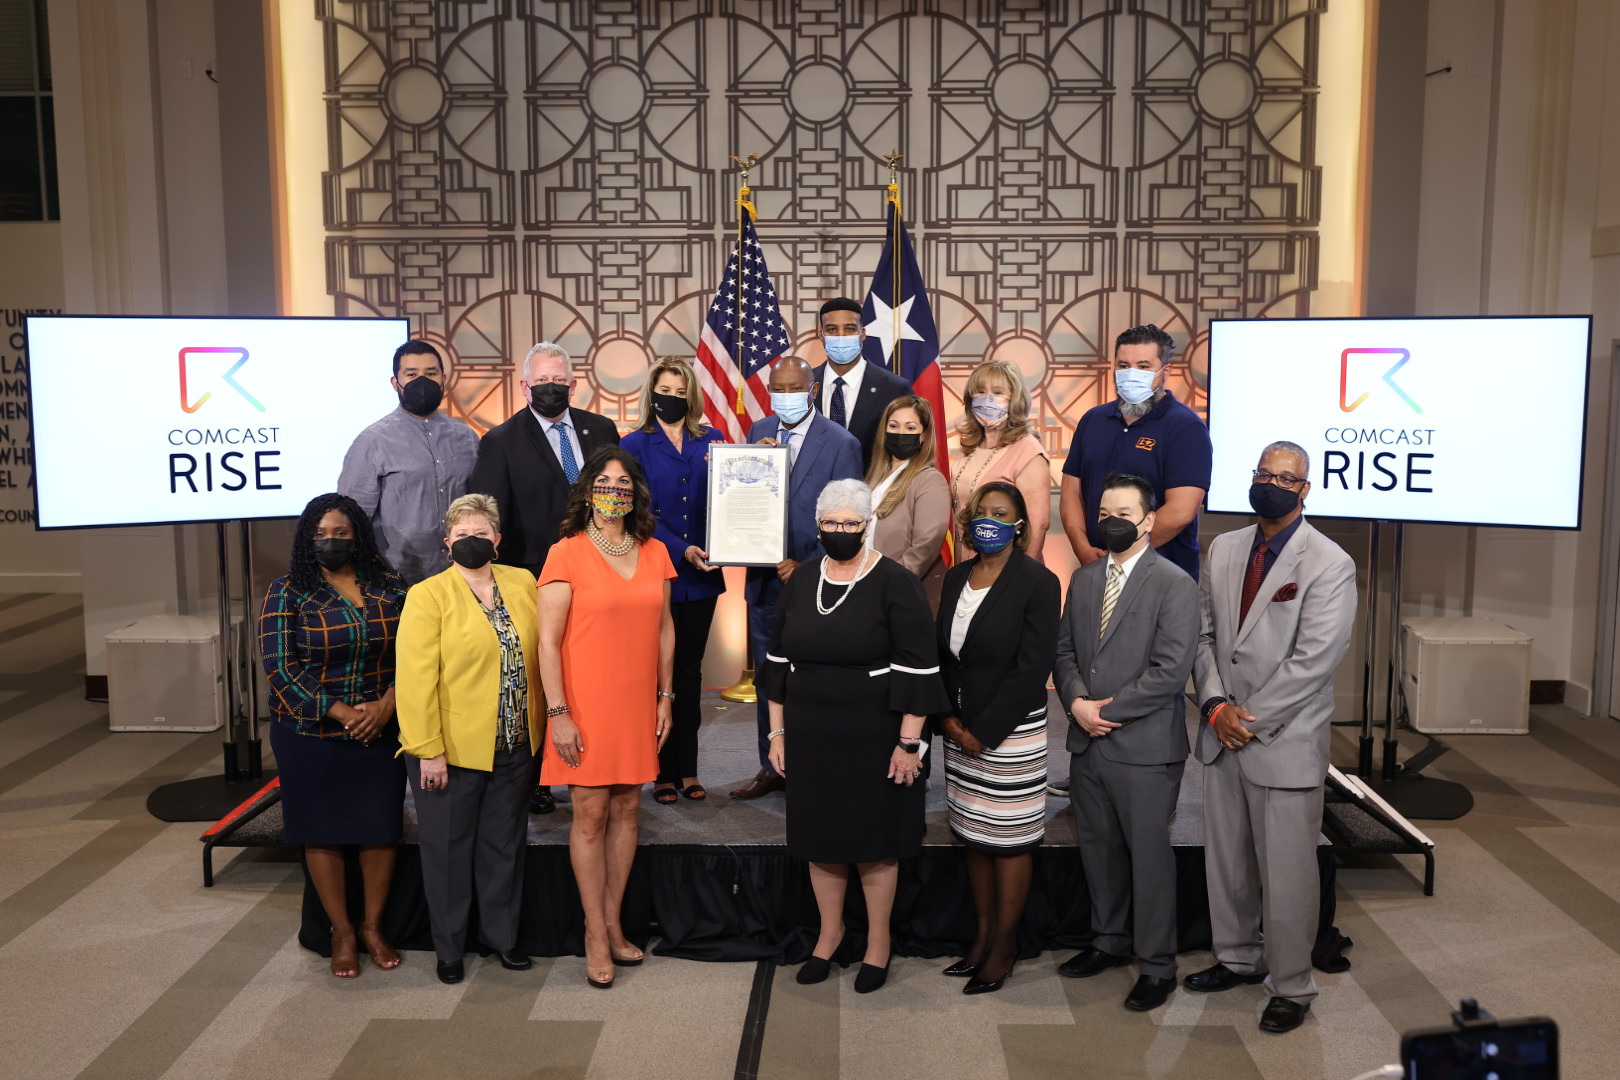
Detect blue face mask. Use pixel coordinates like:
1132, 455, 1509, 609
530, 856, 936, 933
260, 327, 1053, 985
770, 391, 811, 425
969, 516, 1022, 555
1115, 367, 1158, 405
824, 335, 863, 365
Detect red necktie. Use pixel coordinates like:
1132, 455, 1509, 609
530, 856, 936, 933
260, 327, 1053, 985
1239, 543, 1267, 625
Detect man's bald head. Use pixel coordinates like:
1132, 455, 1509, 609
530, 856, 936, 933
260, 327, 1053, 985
767, 355, 813, 393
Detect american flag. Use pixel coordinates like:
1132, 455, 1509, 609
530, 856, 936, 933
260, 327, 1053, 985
695, 208, 792, 443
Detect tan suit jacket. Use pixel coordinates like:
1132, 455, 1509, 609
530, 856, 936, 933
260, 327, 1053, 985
870, 466, 950, 610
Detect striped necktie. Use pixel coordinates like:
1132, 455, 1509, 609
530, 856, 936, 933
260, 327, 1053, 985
1099, 561, 1122, 641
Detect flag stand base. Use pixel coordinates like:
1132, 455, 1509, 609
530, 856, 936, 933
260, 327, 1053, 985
720, 668, 758, 704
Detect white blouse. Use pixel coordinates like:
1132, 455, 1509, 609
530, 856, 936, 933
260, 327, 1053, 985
949, 582, 990, 658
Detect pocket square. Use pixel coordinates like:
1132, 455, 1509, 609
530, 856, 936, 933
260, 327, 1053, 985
1271, 583, 1298, 603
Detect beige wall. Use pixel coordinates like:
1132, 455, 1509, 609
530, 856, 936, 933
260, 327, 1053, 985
1408, 0, 1620, 710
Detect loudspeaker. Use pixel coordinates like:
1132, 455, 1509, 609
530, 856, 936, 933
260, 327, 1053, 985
106, 615, 229, 732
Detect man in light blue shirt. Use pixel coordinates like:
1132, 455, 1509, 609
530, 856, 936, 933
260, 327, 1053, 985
338, 341, 480, 585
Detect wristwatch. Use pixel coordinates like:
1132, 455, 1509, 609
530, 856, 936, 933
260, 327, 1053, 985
897, 738, 920, 755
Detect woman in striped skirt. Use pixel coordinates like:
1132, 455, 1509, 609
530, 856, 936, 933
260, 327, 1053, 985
934, 481, 1061, 994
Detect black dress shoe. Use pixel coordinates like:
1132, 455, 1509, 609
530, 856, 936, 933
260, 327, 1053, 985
1123, 974, 1175, 1011
497, 948, 532, 971
436, 959, 464, 985
528, 786, 556, 815
730, 768, 786, 800
964, 961, 1015, 995
796, 955, 833, 985
853, 963, 888, 994
1259, 996, 1310, 1034
1057, 946, 1132, 979
942, 958, 979, 978
1183, 962, 1268, 993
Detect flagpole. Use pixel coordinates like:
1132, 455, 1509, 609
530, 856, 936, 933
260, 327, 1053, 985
722, 152, 762, 706
884, 150, 903, 376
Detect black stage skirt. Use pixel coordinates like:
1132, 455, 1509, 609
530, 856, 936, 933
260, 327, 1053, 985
270, 720, 405, 845
783, 661, 925, 863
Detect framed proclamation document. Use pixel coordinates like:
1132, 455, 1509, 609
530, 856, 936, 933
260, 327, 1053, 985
707, 444, 790, 566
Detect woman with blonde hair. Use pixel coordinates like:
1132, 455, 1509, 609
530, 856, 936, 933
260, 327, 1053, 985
863, 394, 951, 610
396, 493, 543, 986
621, 357, 727, 804
950, 360, 1050, 563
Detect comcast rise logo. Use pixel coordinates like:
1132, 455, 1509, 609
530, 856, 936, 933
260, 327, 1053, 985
178, 346, 265, 413
1339, 348, 1421, 415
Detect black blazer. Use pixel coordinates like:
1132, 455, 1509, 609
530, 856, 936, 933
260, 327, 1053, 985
467, 406, 619, 574
933, 548, 1061, 750
813, 361, 912, 469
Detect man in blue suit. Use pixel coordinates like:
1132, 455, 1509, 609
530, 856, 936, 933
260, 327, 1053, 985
730, 355, 864, 800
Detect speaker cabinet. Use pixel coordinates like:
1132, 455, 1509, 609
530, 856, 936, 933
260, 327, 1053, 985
106, 615, 227, 732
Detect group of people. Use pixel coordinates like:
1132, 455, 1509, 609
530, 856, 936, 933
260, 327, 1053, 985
257, 312, 1357, 1035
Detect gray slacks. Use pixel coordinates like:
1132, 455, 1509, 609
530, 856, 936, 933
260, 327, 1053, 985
407, 744, 532, 963
1070, 749, 1184, 978
1202, 749, 1324, 1004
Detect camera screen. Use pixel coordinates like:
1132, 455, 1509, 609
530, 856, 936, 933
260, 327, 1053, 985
1404, 1022, 1557, 1079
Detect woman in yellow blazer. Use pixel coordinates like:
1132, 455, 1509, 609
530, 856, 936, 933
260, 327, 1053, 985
397, 493, 544, 986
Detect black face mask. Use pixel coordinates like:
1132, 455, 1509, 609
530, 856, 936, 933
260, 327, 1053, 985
884, 432, 923, 461
311, 537, 353, 571
1249, 482, 1301, 520
651, 392, 690, 425
398, 376, 443, 416
1097, 515, 1141, 554
530, 383, 569, 418
820, 529, 866, 562
449, 536, 496, 569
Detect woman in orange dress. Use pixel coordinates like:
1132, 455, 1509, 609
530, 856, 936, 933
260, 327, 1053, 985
949, 359, 1052, 564
536, 445, 676, 989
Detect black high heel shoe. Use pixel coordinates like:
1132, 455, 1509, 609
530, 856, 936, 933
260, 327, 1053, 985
853, 962, 889, 994
796, 955, 833, 985
964, 960, 1016, 995
942, 958, 979, 978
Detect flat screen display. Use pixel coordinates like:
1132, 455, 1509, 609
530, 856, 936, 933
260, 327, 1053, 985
1206, 316, 1593, 529
27, 315, 410, 528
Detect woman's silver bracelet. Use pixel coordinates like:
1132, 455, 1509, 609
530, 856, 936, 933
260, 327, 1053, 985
767, 728, 786, 740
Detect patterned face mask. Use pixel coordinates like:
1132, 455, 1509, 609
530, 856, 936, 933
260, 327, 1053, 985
591, 486, 634, 519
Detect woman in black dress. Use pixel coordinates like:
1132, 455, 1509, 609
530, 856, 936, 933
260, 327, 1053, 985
760, 478, 949, 994
260, 493, 407, 979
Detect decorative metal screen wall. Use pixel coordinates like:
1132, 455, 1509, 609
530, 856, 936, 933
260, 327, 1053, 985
317, 0, 1327, 461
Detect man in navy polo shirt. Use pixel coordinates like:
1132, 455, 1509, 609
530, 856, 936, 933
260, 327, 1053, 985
1059, 324, 1213, 583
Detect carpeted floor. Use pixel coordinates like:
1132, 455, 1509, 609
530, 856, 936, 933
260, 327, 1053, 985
3, 590, 1619, 1079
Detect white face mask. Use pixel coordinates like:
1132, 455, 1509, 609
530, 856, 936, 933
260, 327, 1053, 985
1115, 367, 1158, 405
970, 393, 1009, 427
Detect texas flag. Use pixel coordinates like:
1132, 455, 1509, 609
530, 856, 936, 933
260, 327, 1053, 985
860, 206, 945, 479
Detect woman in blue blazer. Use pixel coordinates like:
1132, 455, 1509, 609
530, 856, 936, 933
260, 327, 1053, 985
620, 357, 727, 803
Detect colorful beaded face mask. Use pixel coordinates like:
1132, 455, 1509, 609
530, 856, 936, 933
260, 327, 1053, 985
591, 487, 634, 519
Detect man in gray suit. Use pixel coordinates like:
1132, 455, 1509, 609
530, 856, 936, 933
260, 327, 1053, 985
1053, 473, 1198, 1012
1186, 440, 1356, 1034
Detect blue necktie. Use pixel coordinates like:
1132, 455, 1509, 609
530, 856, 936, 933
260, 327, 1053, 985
830, 377, 847, 427
556, 421, 579, 484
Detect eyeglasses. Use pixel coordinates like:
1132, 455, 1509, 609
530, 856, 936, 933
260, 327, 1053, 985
1253, 469, 1306, 489
817, 519, 865, 532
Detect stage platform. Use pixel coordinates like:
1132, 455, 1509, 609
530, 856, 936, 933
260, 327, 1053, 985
294, 691, 1344, 968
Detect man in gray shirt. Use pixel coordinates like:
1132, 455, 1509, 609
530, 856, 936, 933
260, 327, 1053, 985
338, 341, 480, 584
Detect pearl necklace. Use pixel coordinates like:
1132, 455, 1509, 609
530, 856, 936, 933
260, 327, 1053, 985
586, 519, 635, 556
816, 548, 874, 616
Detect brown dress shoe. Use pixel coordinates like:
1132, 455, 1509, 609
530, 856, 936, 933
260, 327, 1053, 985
730, 768, 785, 800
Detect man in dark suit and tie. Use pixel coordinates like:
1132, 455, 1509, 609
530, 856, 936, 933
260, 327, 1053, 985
730, 355, 863, 800
1187, 440, 1356, 1035
1053, 473, 1198, 1012
468, 341, 619, 814
812, 297, 911, 469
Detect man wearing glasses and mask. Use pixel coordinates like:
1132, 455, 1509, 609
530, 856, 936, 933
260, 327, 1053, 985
1186, 440, 1356, 1035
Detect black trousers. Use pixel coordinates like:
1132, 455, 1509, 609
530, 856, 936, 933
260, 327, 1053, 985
659, 595, 717, 783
